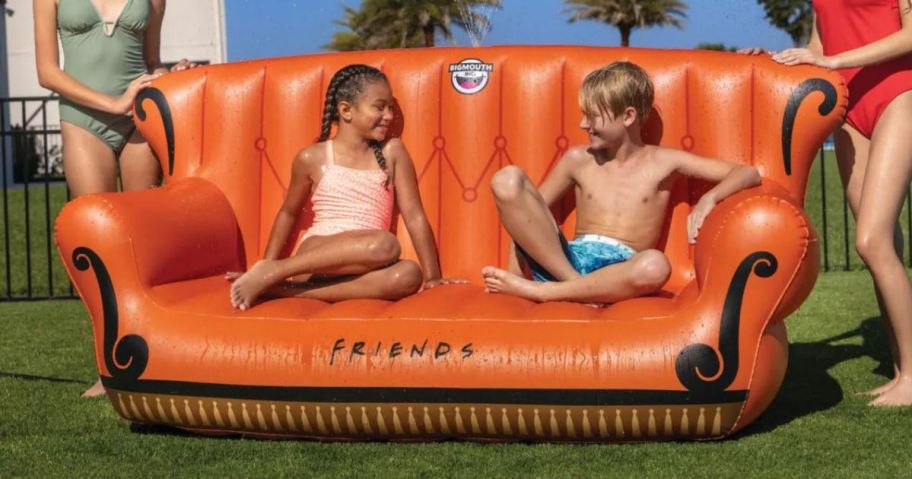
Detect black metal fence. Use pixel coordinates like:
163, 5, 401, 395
1, 96, 73, 301
1, 95, 910, 301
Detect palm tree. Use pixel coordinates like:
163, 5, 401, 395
325, 0, 502, 51
755, 0, 814, 47
564, 0, 688, 47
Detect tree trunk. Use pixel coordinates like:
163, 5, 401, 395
619, 25, 632, 47
424, 26, 435, 47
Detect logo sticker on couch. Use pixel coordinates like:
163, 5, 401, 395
449, 59, 494, 95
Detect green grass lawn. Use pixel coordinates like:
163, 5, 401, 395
1, 271, 910, 477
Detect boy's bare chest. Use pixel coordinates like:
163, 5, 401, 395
574, 164, 670, 212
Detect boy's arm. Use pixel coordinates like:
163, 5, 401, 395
537, 148, 580, 207
261, 150, 314, 260
669, 149, 761, 243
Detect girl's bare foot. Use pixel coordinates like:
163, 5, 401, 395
229, 260, 282, 310
81, 378, 105, 398
224, 271, 242, 281
482, 266, 544, 301
868, 376, 912, 407
855, 377, 898, 397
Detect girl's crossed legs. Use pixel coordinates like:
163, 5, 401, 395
228, 230, 422, 309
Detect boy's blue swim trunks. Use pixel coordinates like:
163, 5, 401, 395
517, 233, 637, 282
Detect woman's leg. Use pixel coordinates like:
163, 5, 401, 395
229, 230, 402, 309
488, 165, 579, 281
268, 260, 423, 302
60, 122, 118, 197
852, 91, 912, 406
834, 125, 904, 396
118, 129, 162, 191
483, 249, 670, 303
60, 122, 118, 398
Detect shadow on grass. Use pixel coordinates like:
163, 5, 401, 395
740, 317, 893, 436
0, 370, 86, 384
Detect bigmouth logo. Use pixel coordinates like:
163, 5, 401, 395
449, 59, 494, 95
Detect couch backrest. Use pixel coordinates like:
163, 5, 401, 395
135, 46, 845, 288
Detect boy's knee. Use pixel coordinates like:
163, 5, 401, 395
491, 165, 528, 202
367, 232, 401, 264
386, 261, 422, 298
632, 250, 670, 292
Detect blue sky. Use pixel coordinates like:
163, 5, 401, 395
225, 0, 796, 62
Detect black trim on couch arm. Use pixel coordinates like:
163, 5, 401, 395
675, 251, 778, 395
135, 88, 175, 176
781, 79, 838, 176
73, 247, 149, 381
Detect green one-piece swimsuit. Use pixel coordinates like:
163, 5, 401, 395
57, 0, 149, 151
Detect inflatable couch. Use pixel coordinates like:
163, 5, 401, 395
56, 46, 845, 442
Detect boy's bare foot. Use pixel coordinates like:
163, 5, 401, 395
482, 266, 544, 301
855, 377, 898, 397
81, 378, 105, 398
224, 271, 242, 281
868, 376, 912, 407
230, 260, 282, 310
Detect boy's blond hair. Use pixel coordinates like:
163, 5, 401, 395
579, 62, 654, 123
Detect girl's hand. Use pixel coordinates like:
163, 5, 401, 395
687, 195, 717, 244
772, 48, 837, 68
737, 47, 768, 56
424, 277, 469, 289
170, 58, 197, 72
110, 73, 161, 115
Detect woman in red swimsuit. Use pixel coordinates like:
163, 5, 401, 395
767, 0, 912, 406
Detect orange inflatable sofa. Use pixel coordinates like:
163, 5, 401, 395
56, 46, 845, 442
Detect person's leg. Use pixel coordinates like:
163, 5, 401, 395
852, 91, 912, 406
60, 122, 118, 197
229, 230, 402, 309
488, 165, 579, 281
834, 125, 904, 396
483, 249, 670, 303
118, 129, 162, 191
267, 260, 423, 302
60, 122, 118, 398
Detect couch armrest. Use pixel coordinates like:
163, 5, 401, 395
55, 177, 244, 292
692, 181, 819, 323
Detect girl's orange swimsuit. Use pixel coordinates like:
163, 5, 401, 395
298, 140, 394, 245
814, 0, 912, 138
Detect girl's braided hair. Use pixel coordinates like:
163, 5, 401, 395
318, 64, 391, 186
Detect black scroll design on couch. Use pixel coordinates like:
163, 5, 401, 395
781, 79, 838, 176
135, 88, 175, 176
72, 247, 148, 381
675, 252, 778, 397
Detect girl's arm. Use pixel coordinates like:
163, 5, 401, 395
389, 140, 445, 285
807, 12, 824, 56
145, 0, 168, 74
145, 0, 194, 74
261, 149, 314, 260
33, 0, 159, 115
774, 1, 912, 68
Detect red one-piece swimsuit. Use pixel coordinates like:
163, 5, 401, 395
813, 0, 912, 138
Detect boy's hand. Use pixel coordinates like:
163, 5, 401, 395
688, 195, 717, 244
424, 277, 469, 289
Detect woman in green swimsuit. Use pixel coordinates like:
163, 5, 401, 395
33, 0, 193, 397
